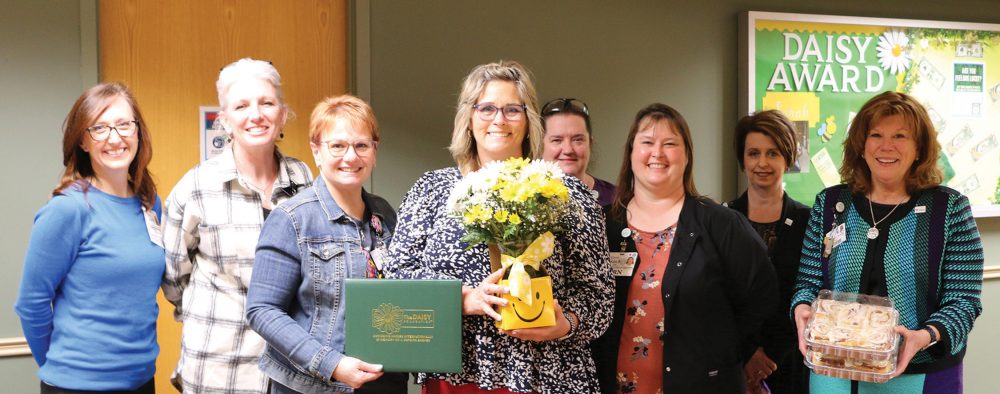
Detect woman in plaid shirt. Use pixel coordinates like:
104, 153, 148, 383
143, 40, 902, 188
162, 58, 313, 393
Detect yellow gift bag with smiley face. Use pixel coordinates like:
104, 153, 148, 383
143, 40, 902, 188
491, 233, 556, 330
497, 275, 555, 330
447, 158, 572, 330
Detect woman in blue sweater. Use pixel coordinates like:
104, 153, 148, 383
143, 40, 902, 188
14, 83, 163, 393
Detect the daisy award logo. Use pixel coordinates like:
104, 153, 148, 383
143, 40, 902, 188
372, 303, 404, 334
877, 30, 911, 75
371, 303, 436, 336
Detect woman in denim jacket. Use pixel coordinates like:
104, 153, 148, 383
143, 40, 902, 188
246, 95, 407, 393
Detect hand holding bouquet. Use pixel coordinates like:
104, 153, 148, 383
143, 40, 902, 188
447, 158, 571, 328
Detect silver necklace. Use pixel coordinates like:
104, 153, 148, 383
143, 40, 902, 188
866, 195, 905, 239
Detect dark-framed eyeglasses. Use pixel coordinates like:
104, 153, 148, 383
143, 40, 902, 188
321, 139, 377, 157
541, 98, 590, 118
472, 103, 527, 121
86, 120, 138, 141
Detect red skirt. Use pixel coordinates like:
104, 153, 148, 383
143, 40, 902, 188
423, 379, 537, 394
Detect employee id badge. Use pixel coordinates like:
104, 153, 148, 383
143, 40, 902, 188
370, 244, 390, 271
609, 252, 638, 277
829, 223, 846, 248
822, 222, 847, 256
142, 207, 163, 248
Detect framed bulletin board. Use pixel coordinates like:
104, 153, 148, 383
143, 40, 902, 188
740, 11, 1000, 216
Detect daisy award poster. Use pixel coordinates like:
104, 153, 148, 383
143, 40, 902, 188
741, 12, 1000, 216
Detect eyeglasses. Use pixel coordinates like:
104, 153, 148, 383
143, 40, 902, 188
472, 103, 527, 121
541, 98, 590, 118
321, 139, 377, 157
87, 120, 138, 141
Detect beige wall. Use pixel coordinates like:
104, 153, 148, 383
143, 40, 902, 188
0, 1, 97, 392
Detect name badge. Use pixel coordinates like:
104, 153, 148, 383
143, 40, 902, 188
610, 252, 638, 277
915, 206, 926, 214
143, 207, 163, 248
827, 223, 846, 248
370, 244, 390, 271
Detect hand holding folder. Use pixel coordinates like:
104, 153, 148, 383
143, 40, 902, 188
345, 279, 462, 373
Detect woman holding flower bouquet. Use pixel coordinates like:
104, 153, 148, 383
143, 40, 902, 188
384, 60, 613, 393
591, 103, 777, 393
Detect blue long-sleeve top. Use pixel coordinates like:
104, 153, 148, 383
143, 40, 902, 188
14, 184, 164, 390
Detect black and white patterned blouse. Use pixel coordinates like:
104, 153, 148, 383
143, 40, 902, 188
385, 166, 613, 393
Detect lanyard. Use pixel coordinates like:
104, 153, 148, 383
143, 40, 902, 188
360, 214, 388, 278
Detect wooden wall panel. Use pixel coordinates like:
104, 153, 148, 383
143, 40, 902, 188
99, 1, 347, 391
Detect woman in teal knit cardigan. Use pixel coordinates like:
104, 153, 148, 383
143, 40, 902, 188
791, 91, 983, 393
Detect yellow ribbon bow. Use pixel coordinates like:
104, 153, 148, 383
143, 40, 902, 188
500, 232, 555, 306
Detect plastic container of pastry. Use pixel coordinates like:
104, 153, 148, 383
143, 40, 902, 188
803, 290, 900, 380
804, 349, 895, 383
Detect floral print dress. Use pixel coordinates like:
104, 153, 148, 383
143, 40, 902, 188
616, 225, 675, 394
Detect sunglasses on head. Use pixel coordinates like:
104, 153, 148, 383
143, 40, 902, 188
541, 98, 590, 118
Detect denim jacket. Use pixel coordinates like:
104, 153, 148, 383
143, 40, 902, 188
246, 178, 396, 393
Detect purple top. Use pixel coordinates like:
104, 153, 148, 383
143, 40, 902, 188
592, 176, 616, 207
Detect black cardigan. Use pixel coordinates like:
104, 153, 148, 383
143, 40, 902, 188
591, 196, 778, 393
723, 191, 810, 361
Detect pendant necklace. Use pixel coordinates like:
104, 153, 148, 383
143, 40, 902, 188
866, 194, 905, 239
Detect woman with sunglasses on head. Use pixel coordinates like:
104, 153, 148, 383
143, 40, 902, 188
162, 58, 313, 392
723, 110, 810, 394
591, 103, 777, 393
541, 98, 616, 206
384, 60, 613, 393
15, 83, 162, 393
246, 95, 407, 393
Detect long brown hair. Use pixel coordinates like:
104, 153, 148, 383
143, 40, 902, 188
610, 103, 698, 219
840, 91, 942, 195
54, 83, 157, 209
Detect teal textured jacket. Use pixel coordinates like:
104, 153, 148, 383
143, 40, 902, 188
791, 185, 983, 374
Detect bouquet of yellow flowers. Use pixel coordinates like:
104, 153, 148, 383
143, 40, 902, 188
447, 157, 571, 329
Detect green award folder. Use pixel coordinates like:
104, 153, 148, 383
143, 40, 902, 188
344, 279, 462, 372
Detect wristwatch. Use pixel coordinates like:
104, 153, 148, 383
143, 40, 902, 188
558, 312, 578, 341
921, 326, 938, 350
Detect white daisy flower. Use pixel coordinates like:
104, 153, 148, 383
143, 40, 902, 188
877, 30, 911, 75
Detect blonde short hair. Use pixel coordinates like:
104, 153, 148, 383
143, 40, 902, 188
448, 60, 544, 174
216, 58, 286, 110
309, 95, 379, 144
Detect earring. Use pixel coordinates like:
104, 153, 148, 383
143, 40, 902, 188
279, 132, 285, 140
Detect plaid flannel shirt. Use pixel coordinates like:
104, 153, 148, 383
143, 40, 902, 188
162, 147, 312, 393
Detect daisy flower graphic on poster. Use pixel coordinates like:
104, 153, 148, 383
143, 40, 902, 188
877, 30, 911, 75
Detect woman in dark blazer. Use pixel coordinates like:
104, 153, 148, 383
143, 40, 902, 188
723, 110, 810, 393
592, 103, 777, 393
